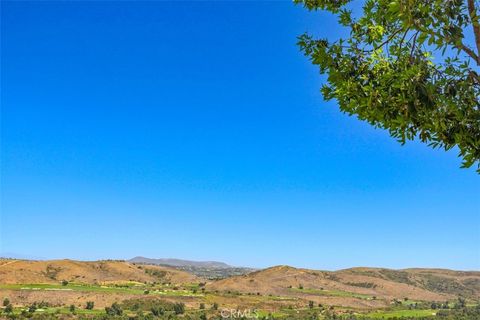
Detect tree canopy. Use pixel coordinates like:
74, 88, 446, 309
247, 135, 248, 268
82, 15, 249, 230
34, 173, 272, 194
296, 0, 480, 172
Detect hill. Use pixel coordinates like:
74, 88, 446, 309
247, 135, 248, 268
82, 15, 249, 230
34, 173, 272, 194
207, 265, 480, 303
1, 259, 479, 311
0, 259, 199, 285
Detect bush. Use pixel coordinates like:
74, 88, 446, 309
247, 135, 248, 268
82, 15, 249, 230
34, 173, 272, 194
4, 304, 13, 313
85, 301, 94, 310
151, 306, 165, 316
173, 302, 185, 315
2, 298, 9, 307
105, 302, 123, 316
28, 303, 37, 313
120, 298, 176, 312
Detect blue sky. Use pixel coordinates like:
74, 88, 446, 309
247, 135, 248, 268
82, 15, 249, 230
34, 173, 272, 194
1, 1, 479, 270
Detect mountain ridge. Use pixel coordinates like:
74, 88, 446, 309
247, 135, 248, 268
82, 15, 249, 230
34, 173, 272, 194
128, 256, 232, 269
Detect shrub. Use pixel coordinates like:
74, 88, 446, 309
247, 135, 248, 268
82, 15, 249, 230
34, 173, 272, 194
105, 302, 123, 316
4, 304, 13, 313
173, 302, 185, 315
28, 303, 37, 313
151, 306, 165, 316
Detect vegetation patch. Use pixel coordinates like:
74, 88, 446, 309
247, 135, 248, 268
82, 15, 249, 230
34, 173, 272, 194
420, 275, 472, 296
365, 309, 437, 318
379, 270, 415, 286
346, 282, 378, 289
290, 287, 373, 300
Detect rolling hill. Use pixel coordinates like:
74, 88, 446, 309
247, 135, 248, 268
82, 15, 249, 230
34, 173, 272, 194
1, 259, 479, 310
0, 259, 199, 285
207, 265, 480, 302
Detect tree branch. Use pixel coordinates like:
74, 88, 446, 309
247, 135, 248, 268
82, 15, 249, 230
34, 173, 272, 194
467, 0, 480, 63
416, 24, 480, 65
458, 41, 480, 65
410, 31, 420, 60
372, 28, 403, 51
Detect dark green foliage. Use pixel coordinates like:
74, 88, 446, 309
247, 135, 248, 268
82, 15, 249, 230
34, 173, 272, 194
105, 302, 122, 316
44, 265, 61, 280
4, 303, 13, 313
144, 269, 167, 278
173, 303, 185, 315
29, 304, 38, 313
150, 306, 165, 316
61, 280, 68, 286
436, 305, 480, 320
119, 298, 187, 318
69, 305, 76, 313
3, 298, 10, 307
346, 282, 377, 288
296, 0, 480, 172
120, 298, 177, 313
85, 301, 94, 310
379, 269, 415, 285
455, 297, 467, 309
421, 275, 472, 296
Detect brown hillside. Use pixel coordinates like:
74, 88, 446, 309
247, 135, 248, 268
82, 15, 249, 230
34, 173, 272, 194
0, 259, 199, 285
207, 265, 480, 302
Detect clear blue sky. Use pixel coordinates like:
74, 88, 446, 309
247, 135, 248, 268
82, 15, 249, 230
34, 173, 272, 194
1, 1, 479, 270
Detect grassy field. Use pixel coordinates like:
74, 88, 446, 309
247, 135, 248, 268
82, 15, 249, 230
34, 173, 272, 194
8, 307, 105, 316
0, 283, 471, 320
0, 283, 146, 294
290, 287, 373, 300
0, 283, 202, 297
365, 309, 437, 318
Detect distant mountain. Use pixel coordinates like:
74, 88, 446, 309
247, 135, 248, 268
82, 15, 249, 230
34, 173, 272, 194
129, 256, 232, 269
128, 256, 256, 279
